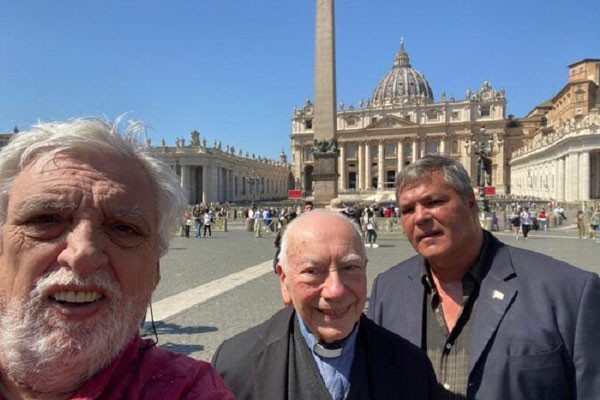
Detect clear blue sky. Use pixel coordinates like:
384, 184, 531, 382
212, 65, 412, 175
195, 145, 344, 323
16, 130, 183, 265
1, 0, 598, 160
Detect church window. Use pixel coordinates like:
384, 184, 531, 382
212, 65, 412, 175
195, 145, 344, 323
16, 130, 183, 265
304, 119, 313, 129
404, 143, 413, 157
480, 106, 491, 117
404, 114, 412, 122
451, 140, 459, 154
427, 139, 439, 154
347, 144, 357, 159
371, 117, 378, 124
370, 145, 378, 159
427, 110, 438, 121
386, 170, 396, 188
348, 172, 357, 189
385, 142, 396, 157
452, 111, 460, 120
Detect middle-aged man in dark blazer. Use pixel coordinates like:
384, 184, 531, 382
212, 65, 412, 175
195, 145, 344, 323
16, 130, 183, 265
213, 210, 439, 400
368, 154, 600, 399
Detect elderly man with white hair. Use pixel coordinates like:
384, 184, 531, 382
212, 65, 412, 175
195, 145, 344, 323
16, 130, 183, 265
0, 118, 233, 399
212, 210, 438, 400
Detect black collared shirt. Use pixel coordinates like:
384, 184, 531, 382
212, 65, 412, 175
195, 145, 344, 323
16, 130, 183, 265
421, 231, 493, 399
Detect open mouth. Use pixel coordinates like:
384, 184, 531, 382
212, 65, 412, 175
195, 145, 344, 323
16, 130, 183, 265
319, 305, 351, 319
419, 231, 442, 240
50, 290, 104, 306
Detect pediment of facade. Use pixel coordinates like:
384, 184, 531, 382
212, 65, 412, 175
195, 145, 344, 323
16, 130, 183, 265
366, 115, 415, 129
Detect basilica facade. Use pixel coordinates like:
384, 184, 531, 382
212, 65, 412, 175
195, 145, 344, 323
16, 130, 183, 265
290, 42, 525, 202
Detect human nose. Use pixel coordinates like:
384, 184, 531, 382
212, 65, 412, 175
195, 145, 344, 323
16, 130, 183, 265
413, 204, 432, 224
57, 221, 108, 273
321, 270, 346, 300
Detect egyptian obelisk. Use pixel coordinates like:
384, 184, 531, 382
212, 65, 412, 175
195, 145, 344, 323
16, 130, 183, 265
312, 0, 338, 204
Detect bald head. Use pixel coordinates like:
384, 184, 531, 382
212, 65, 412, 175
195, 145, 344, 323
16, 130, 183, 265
276, 209, 368, 343
278, 210, 364, 272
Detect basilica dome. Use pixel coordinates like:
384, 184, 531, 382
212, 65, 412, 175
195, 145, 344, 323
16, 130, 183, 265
371, 42, 434, 106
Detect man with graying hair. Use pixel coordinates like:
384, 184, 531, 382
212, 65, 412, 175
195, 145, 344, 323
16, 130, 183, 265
368, 154, 600, 399
212, 209, 439, 400
0, 118, 233, 399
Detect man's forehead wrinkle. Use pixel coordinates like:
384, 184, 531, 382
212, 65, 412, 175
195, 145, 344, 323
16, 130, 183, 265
14, 194, 79, 214
340, 253, 363, 264
112, 205, 144, 218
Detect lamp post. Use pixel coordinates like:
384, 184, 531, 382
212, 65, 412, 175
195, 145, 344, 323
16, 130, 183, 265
464, 126, 503, 214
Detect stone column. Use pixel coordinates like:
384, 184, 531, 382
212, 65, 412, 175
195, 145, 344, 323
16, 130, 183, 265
557, 157, 565, 201
378, 141, 385, 189
209, 165, 219, 203
180, 164, 191, 205
312, 0, 338, 204
338, 142, 346, 190
412, 137, 419, 162
580, 151, 590, 201
358, 142, 364, 189
565, 153, 580, 201
365, 142, 372, 189
227, 169, 233, 202
397, 140, 404, 173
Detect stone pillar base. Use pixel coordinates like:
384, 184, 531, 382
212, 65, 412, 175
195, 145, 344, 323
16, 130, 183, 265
312, 152, 338, 205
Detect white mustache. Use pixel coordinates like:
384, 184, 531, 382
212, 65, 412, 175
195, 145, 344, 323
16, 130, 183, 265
32, 268, 120, 302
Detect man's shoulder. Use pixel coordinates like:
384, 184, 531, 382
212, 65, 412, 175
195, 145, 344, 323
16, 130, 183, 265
112, 338, 233, 399
494, 238, 596, 283
212, 308, 292, 365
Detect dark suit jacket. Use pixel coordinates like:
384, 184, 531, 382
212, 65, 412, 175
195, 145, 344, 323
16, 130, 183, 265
212, 307, 438, 400
367, 234, 600, 399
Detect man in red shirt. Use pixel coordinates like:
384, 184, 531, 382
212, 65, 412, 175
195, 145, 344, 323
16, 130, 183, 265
0, 118, 232, 399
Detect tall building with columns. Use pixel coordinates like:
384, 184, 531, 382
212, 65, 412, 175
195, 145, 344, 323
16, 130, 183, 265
510, 59, 600, 201
291, 42, 520, 201
151, 131, 292, 205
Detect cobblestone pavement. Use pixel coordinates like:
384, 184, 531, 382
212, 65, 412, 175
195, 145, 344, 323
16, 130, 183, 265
146, 219, 600, 362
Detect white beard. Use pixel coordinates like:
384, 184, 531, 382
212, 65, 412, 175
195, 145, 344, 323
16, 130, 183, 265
0, 268, 149, 396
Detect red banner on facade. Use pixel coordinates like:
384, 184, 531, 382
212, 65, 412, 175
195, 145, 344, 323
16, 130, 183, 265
484, 186, 496, 195
288, 189, 302, 200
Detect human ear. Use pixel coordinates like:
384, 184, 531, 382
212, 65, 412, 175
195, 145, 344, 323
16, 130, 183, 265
276, 265, 293, 306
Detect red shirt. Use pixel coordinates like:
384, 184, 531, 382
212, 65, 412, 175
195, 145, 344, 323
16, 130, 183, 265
1, 336, 233, 400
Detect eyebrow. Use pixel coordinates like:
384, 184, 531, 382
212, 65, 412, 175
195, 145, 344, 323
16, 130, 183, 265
15, 197, 77, 216
339, 253, 365, 264
13, 198, 153, 229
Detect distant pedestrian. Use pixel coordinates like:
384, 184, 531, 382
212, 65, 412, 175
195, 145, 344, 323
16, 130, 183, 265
520, 207, 533, 240
183, 210, 192, 238
364, 208, 379, 248
537, 208, 548, 231
193, 204, 203, 238
510, 208, 521, 239
203, 209, 214, 238
591, 206, 600, 242
491, 212, 499, 231
576, 210, 586, 239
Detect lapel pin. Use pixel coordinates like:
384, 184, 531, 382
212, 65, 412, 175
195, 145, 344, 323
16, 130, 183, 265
492, 290, 504, 300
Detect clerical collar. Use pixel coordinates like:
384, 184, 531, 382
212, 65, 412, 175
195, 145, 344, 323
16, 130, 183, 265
297, 316, 359, 359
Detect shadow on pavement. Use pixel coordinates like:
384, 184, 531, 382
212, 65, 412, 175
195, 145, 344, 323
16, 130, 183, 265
152, 321, 218, 336
158, 342, 205, 356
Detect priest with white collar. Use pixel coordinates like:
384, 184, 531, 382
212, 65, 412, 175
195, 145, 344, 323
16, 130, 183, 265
212, 210, 439, 400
